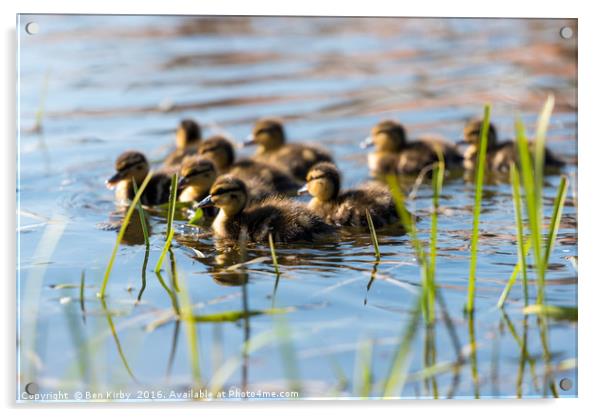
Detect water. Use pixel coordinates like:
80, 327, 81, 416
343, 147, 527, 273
17, 15, 577, 400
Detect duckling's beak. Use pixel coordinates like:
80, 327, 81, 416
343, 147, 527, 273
178, 176, 190, 190
456, 140, 469, 146
194, 194, 214, 209
297, 184, 309, 195
243, 133, 256, 147
360, 136, 374, 149
106, 171, 125, 189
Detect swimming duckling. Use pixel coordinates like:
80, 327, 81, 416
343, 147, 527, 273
177, 157, 217, 203
106, 151, 172, 206
362, 120, 463, 177
195, 176, 336, 243
164, 119, 202, 167
198, 135, 301, 200
244, 118, 333, 181
462, 119, 565, 173
299, 162, 401, 229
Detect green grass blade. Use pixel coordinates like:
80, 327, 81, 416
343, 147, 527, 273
132, 180, 150, 246
268, 232, 281, 276
353, 337, 374, 398
79, 270, 86, 324
543, 176, 568, 270
187, 208, 204, 225
515, 118, 544, 289
534, 95, 555, 213
466, 104, 491, 313
427, 157, 444, 323
275, 317, 303, 396
365, 209, 381, 260
468, 311, 480, 398
154, 174, 178, 273
100, 298, 137, 382
99, 171, 153, 298
192, 307, 290, 322
178, 275, 202, 388
511, 164, 530, 305
497, 238, 532, 309
382, 298, 422, 398
386, 175, 431, 321
523, 304, 577, 321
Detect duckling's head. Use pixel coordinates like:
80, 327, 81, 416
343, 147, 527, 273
198, 135, 235, 172
362, 120, 407, 152
299, 162, 340, 202
245, 118, 285, 151
195, 176, 248, 216
463, 119, 498, 148
176, 119, 202, 149
106, 151, 149, 188
178, 157, 217, 195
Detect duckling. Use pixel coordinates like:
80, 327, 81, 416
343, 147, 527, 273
198, 135, 301, 200
163, 119, 202, 167
195, 176, 336, 243
245, 118, 333, 181
298, 162, 401, 229
106, 151, 172, 206
463, 119, 565, 173
178, 157, 218, 218
177, 157, 217, 203
362, 120, 463, 177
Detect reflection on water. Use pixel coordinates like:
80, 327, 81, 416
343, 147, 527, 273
17, 15, 577, 399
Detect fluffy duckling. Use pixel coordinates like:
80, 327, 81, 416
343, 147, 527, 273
106, 151, 172, 206
244, 118, 333, 181
299, 162, 401, 229
463, 119, 565, 173
177, 157, 217, 203
362, 120, 463, 177
198, 135, 301, 200
195, 176, 336, 243
164, 119, 202, 167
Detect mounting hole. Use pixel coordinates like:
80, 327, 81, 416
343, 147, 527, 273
560, 26, 573, 40
24, 382, 39, 395
559, 378, 573, 391
25, 22, 39, 35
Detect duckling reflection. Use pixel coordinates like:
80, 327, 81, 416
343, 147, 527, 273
198, 135, 301, 201
362, 120, 463, 178
104, 205, 153, 246
106, 150, 172, 206
299, 162, 402, 229
462, 118, 565, 173
245, 118, 333, 181
195, 176, 336, 243
164, 119, 202, 167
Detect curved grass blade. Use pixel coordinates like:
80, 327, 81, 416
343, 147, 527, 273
193, 307, 291, 323
534, 95, 555, 211
523, 304, 577, 321
132, 179, 149, 246
79, 270, 86, 324
154, 174, 178, 273
365, 209, 381, 260
178, 275, 202, 388
543, 176, 568, 269
381, 298, 422, 398
268, 232, 281, 276
497, 238, 532, 309
100, 298, 137, 382
466, 104, 491, 313
99, 171, 153, 298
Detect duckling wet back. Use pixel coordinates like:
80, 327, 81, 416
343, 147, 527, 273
17, 15, 577, 402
